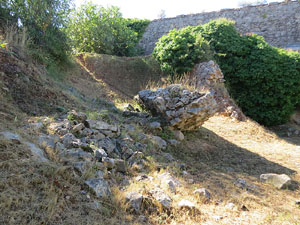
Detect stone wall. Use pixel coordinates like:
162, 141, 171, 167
139, 1, 300, 55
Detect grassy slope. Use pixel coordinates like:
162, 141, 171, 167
0, 50, 300, 224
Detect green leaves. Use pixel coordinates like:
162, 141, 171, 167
153, 26, 213, 79
200, 19, 300, 126
65, 2, 142, 57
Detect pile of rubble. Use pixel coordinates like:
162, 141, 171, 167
138, 85, 218, 131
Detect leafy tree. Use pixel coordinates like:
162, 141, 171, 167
66, 2, 138, 56
152, 26, 213, 79
0, 0, 73, 64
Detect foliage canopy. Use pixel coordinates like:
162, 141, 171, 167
66, 2, 146, 56
152, 27, 213, 79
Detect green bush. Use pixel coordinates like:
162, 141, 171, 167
66, 2, 139, 56
152, 26, 213, 79
125, 18, 150, 40
200, 19, 300, 125
1, 0, 72, 65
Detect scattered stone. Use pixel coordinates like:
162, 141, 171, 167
84, 178, 111, 198
225, 202, 235, 210
127, 151, 144, 165
94, 148, 107, 161
135, 174, 153, 182
68, 110, 87, 123
72, 123, 85, 133
149, 188, 172, 209
168, 139, 179, 146
178, 199, 196, 210
123, 104, 135, 112
260, 173, 292, 189
73, 161, 90, 174
87, 120, 118, 133
173, 130, 184, 141
0, 131, 21, 144
158, 172, 181, 187
55, 142, 66, 152
61, 133, 77, 149
162, 152, 174, 162
125, 192, 143, 213
59, 148, 93, 162
98, 138, 116, 155
102, 157, 115, 169
88, 200, 101, 211
24, 142, 49, 162
234, 178, 247, 189
167, 180, 176, 193
114, 159, 126, 173
151, 136, 167, 149
193, 188, 211, 200
149, 121, 162, 131
27, 122, 44, 132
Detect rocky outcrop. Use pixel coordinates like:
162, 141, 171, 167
138, 84, 218, 131
187, 60, 246, 121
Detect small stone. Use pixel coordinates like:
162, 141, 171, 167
28, 122, 44, 132
296, 200, 300, 206
178, 199, 196, 210
168, 139, 179, 146
149, 189, 172, 209
167, 180, 176, 193
0, 132, 21, 144
84, 178, 111, 198
225, 202, 235, 210
162, 152, 174, 162
125, 192, 143, 213
173, 130, 184, 141
193, 188, 211, 200
61, 133, 77, 149
123, 104, 135, 112
151, 136, 167, 149
127, 151, 144, 165
68, 110, 87, 123
94, 148, 107, 161
234, 178, 247, 189
72, 123, 85, 133
73, 161, 91, 174
149, 121, 162, 131
260, 173, 292, 189
55, 142, 66, 152
24, 142, 49, 162
114, 159, 126, 173
102, 157, 115, 169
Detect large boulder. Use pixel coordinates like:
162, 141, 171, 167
188, 61, 246, 121
260, 173, 292, 189
138, 84, 218, 131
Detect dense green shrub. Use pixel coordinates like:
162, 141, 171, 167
125, 18, 150, 40
152, 27, 213, 79
1, 0, 72, 65
200, 19, 300, 125
66, 2, 139, 56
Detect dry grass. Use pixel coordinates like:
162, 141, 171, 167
116, 115, 300, 225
